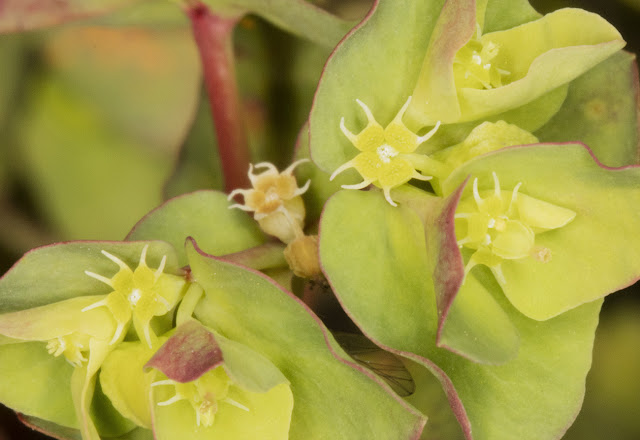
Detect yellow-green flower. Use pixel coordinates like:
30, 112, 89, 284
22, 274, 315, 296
455, 172, 575, 286
82, 244, 186, 348
330, 97, 440, 206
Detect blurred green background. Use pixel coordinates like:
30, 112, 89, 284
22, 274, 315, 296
0, 0, 638, 439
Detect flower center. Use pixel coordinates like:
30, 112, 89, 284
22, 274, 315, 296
376, 144, 399, 164
455, 172, 576, 285
152, 367, 248, 428
453, 26, 510, 90
83, 245, 185, 348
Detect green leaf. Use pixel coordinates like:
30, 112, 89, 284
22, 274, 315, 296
320, 189, 519, 365
319, 187, 603, 439
214, 331, 290, 393
0, 342, 77, 428
201, 0, 355, 49
319, 190, 437, 347
187, 240, 426, 439
0, 241, 179, 313
423, 296, 602, 440
442, 143, 640, 320
18, 415, 82, 440
127, 191, 265, 267
536, 50, 640, 167
309, 0, 447, 174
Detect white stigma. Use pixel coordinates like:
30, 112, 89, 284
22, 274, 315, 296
376, 144, 398, 163
128, 288, 142, 306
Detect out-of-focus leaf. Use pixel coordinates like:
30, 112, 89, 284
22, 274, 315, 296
17, 77, 171, 239
0, 0, 140, 33
201, 0, 355, 49
164, 96, 223, 199
43, 26, 200, 153
536, 50, 640, 167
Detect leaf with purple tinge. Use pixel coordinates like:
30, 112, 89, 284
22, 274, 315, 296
148, 322, 292, 439
186, 238, 426, 439
145, 320, 223, 383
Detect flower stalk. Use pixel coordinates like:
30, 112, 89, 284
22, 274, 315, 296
187, 2, 251, 192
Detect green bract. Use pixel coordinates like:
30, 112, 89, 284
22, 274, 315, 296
407, 5, 625, 126
1, 0, 639, 439
100, 320, 294, 439
319, 189, 603, 440
0, 241, 182, 440
309, 0, 625, 177
186, 239, 426, 439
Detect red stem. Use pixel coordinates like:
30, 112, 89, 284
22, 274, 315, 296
187, 3, 250, 192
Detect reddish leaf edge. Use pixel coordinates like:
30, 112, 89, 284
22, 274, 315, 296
0, 239, 178, 284
16, 413, 79, 440
185, 236, 427, 440
316, 192, 473, 440
307, 0, 378, 173
444, 140, 640, 317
